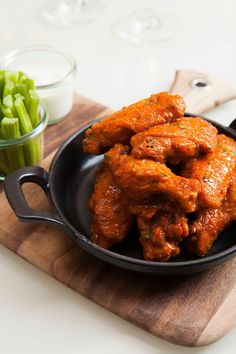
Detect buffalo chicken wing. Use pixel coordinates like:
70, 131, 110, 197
106, 144, 200, 213
131, 117, 218, 164
89, 165, 132, 248
83, 92, 186, 154
130, 201, 188, 261
186, 174, 236, 256
181, 134, 236, 208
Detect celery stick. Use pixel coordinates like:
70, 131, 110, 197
1, 105, 14, 118
0, 100, 4, 119
16, 82, 31, 110
3, 95, 17, 117
15, 83, 28, 98
14, 97, 32, 134
4, 70, 18, 84
27, 79, 35, 91
14, 93, 25, 101
3, 80, 14, 97
16, 79, 33, 109
1, 117, 21, 138
20, 74, 29, 84
0, 153, 11, 175
28, 90, 39, 127
14, 97, 40, 166
1, 117, 25, 170
0, 72, 4, 99
18, 71, 25, 81
24, 139, 42, 166
25, 80, 36, 109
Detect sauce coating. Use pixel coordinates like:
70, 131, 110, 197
89, 165, 133, 248
106, 144, 200, 213
186, 173, 236, 256
182, 134, 236, 208
130, 201, 188, 261
131, 117, 218, 164
83, 92, 186, 154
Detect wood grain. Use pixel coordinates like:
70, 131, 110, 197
170, 69, 236, 114
0, 93, 236, 347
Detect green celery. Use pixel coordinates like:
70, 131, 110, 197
18, 71, 25, 81
0, 72, 4, 98
1, 117, 21, 138
28, 90, 39, 127
18, 79, 34, 109
15, 82, 31, 110
0, 100, 4, 119
4, 70, 19, 84
1, 117, 25, 170
0, 70, 42, 173
14, 97, 40, 166
14, 97, 32, 134
0, 152, 11, 175
19, 74, 29, 84
15, 83, 28, 98
3, 95, 17, 117
24, 137, 42, 166
27, 79, 35, 91
14, 93, 25, 101
3, 80, 14, 97
1, 105, 14, 118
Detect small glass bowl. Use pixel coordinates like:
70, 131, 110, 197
1, 46, 76, 125
0, 104, 48, 180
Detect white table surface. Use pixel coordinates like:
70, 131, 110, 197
0, 0, 236, 353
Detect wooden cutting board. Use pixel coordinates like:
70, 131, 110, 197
1, 71, 236, 347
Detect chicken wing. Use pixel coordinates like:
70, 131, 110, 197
131, 117, 218, 164
129, 201, 188, 261
89, 165, 132, 249
186, 174, 236, 256
181, 134, 236, 208
83, 92, 186, 154
106, 144, 201, 212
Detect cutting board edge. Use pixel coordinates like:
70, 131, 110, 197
195, 285, 236, 346
7, 237, 236, 348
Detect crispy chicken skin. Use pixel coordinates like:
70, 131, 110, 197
181, 134, 236, 209
131, 117, 218, 164
89, 165, 132, 249
129, 201, 188, 261
106, 144, 201, 213
186, 174, 236, 256
83, 92, 186, 154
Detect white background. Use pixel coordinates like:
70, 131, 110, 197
0, 0, 236, 353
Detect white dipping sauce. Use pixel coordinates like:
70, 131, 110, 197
16, 61, 65, 86
39, 83, 74, 123
17, 61, 74, 124
2, 47, 76, 124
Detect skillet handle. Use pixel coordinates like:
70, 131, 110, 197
4, 166, 68, 232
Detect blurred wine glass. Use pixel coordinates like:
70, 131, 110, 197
113, 8, 177, 44
42, 0, 104, 26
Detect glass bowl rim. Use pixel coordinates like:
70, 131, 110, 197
1, 45, 77, 90
0, 103, 48, 148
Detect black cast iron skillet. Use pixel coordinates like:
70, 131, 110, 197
4, 114, 236, 276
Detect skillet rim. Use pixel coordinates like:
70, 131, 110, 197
48, 115, 236, 272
